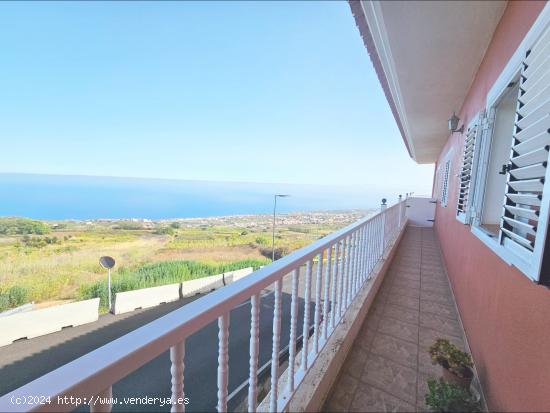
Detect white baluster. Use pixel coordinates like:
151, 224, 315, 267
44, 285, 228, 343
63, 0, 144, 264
322, 245, 332, 340
346, 233, 354, 305
170, 341, 185, 413
301, 260, 313, 371
269, 279, 283, 413
360, 226, 367, 284
217, 313, 230, 413
329, 242, 339, 330
313, 252, 323, 354
355, 228, 362, 288
287, 269, 299, 392
355, 228, 362, 293
248, 293, 260, 413
90, 386, 112, 413
337, 239, 346, 318
343, 235, 351, 309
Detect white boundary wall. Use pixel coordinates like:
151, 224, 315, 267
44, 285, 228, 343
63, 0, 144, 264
113, 283, 181, 315
0, 267, 256, 346
0, 298, 100, 347
114, 267, 254, 315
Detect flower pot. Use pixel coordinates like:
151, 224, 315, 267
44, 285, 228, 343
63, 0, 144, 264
441, 365, 474, 389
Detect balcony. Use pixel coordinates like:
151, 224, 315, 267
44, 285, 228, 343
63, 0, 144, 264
324, 226, 469, 412
0, 197, 475, 413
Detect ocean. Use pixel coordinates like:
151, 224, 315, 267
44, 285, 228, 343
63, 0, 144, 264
0, 173, 397, 220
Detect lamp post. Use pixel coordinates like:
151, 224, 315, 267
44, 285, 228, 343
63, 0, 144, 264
272, 194, 290, 261
99, 256, 116, 313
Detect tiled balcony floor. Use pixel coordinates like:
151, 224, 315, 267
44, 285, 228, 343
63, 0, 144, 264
324, 226, 468, 412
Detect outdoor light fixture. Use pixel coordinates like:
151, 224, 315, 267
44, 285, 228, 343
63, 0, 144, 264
99, 256, 116, 313
448, 112, 464, 134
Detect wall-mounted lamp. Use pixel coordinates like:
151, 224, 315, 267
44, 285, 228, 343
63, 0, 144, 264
448, 112, 464, 134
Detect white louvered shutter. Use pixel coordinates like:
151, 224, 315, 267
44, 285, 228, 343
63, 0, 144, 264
499, 22, 550, 282
441, 159, 451, 207
456, 114, 483, 223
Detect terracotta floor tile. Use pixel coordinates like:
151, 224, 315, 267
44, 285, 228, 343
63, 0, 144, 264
384, 304, 420, 325
325, 227, 471, 413
420, 300, 457, 320
370, 333, 418, 369
389, 286, 421, 300
386, 294, 420, 311
377, 317, 419, 344
330, 372, 359, 410
342, 346, 369, 379
350, 385, 417, 412
420, 290, 453, 305
419, 313, 462, 338
361, 353, 418, 404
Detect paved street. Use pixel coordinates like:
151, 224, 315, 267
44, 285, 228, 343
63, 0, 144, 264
0, 264, 321, 411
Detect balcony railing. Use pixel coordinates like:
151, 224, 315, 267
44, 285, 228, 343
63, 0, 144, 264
0, 199, 407, 413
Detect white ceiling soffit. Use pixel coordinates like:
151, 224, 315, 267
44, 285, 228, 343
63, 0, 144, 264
361, 0, 507, 164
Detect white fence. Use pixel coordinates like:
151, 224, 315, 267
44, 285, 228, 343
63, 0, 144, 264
0, 201, 407, 412
114, 268, 254, 315
0, 299, 100, 347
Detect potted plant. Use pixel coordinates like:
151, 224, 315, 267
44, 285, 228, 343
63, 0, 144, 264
425, 378, 481, 412
429, 338, 474, 388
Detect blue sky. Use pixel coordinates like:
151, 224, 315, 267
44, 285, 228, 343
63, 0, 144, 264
0, 1, 433, 195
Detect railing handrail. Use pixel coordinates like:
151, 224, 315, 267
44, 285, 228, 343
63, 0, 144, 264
0, 200, 407, 412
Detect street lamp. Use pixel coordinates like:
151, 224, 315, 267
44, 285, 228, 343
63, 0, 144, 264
272, 194, 290, 261
99, 256, 116, 312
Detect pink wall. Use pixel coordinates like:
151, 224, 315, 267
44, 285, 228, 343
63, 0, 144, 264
433, 2, 550, 412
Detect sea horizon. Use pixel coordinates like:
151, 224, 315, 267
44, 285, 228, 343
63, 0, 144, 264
0, 173, 402, 221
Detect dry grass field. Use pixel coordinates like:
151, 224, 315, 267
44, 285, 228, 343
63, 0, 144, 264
0, 211, 368, 311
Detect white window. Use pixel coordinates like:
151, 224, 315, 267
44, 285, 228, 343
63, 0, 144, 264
456, 113, 483, 224
441, 158, 451, 208
470, 10, 550, 283
474, 81, 520, 235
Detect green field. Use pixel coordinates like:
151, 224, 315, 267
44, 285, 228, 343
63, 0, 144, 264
0, 216, 355, 312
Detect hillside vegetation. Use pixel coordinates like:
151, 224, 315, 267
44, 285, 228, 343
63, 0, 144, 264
0, 214, 360, 312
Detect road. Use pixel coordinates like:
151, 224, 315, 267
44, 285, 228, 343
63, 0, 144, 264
0, 264, 322, 412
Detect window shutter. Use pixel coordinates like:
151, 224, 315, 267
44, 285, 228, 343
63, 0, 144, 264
441, 159, 451, 207
499, 22, 550, 282
456, 113, 483, 224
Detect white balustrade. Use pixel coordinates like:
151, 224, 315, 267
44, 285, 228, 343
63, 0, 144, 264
287, 269, 299, 392
269, 279, 283, 412
301, 260, 312, 372
322, 246, 332, 340
217, 313, 230, 412
170, 341, 185, 413
313, 253, 323, 354
0, 199, 408, 413
247, 294, 260, 413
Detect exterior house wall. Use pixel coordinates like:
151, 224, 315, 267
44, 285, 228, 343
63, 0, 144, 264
433, 2, 550, 411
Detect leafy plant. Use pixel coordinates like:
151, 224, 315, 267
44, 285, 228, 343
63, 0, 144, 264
0, 218, 50, 235
0, 286, 30, 312
429, 339, 473, 377
154, 226, 175, 235
80, 258, 269, 310
425, 378, 480, 412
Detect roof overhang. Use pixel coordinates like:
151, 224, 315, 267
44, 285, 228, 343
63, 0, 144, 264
349, 0, 507, 163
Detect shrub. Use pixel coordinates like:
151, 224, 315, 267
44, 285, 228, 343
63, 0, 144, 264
429, 339, 473, 376
114, 221, 144, 230
155, 226, 175, 235
425, 378, 480, 412
0, 286, 30, 312
79, 258, 269, 310
170, 222, 181, 229
260, 246, 289, 260
0, 218, 50, 235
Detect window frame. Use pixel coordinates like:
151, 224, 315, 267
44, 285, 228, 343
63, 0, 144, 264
440, 157, 452, 208
469, 4, 550, 281
456, 113, 483, 224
